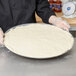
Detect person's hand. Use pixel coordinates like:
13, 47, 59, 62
0, 28, 4, 45
49, 16, 70, 31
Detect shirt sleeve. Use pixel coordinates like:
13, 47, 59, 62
36, 0, 56, 24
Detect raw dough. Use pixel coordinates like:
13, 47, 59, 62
4, 23, 74, 58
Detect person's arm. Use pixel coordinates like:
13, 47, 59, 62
49, 15, 70, 31
0, 28, 4, 45
36, 0, 70, 31
36, 0, 56, 23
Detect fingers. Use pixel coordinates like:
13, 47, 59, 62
61, 22, 69, 31
63, 26, 69, 32
0, 28, 4, 45
0, 40, 3, 45
0, 35, 4, 45
63, 21, 70, 28
56, 21, 70, 32
57, 25, 69, 31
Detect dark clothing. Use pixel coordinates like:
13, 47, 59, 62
0, 0, 56, 32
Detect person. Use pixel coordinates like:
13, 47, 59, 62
0, 0, 70, 45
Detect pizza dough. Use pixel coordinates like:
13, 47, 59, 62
4, 23, 74, 59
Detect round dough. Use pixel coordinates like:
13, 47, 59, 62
4, 23, 74, 59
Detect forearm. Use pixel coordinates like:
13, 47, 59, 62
36, 0, 56, 23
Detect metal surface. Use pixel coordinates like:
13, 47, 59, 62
70, 26, 76, 31
0, 38, 76, 76
70, 27, 76, 37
